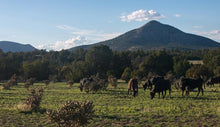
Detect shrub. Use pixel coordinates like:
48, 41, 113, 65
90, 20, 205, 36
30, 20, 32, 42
108, 75, 117, 89
1, 75, 18, 90
81, 75, 108, 93
49, 75, 58, 84
67, 81, 74, 88
43, 80, 50, 86
121, 67, 131, 82
47, 100, 94, 127
26, 78, 35, 85
22, 87, 44, 111
24, 78, 35, 90
1, 83, 11, 90
24, 82, 31, 90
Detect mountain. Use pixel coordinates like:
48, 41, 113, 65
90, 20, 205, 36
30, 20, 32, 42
69, 20, 220, 51
0, 41, 37, 52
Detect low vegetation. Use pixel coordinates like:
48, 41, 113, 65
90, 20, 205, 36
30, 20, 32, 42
0, 81, 219, 126
17, 87, 44, 112
47, 100, 94, 127
1, 74, 17, 90
80, 75, 108, 93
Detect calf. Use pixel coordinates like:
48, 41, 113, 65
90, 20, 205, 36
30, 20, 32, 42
180, 77, 203, 96
150, 76, 171, 99
206, 76, 220, 87
128, 78, 138, 97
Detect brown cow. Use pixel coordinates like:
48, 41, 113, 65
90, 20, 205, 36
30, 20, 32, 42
128, 78, 138, 97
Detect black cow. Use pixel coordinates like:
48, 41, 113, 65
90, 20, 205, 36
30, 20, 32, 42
180, 77, 203, 96
150, 76, 171, 99
206, 76, 220, 87
128, 78, 138, 97
143, 79, 152, 91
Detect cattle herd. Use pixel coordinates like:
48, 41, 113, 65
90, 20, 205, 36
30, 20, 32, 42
129, 76, 220, 99
79, 75, 220, 99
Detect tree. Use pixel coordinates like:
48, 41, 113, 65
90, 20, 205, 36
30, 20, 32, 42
186, 65, 213, 79
85, 45, 113, 77
140, 50, 173, 76
173, 59, 190, 77
22, 59, 50, 81
121, 67, 131, 82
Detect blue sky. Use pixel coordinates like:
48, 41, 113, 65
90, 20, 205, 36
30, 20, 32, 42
0, 0, 220, 50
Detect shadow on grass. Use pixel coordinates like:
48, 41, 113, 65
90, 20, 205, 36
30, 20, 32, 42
170, 96, 220, 100
94, 114, 123, 121
20, 108, 46, 114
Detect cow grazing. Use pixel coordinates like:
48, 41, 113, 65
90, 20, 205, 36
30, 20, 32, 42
180, 77, 203, 96
79, 78, 93, 92
143, 79, 152, 91
150, 76, 171, 99
206, 76, 220, 87
128, 78, 138, 97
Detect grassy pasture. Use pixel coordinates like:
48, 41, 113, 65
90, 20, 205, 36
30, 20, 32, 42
0, 81, 220, 127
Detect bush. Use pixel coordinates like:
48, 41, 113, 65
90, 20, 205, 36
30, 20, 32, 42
67, 81, 74, 88
24, 82, 31, 90
121, 67, 131, 82
19, 87, 44, 112
81, 75, 108, 93
1, 83, 11, 90
1, 74, 18, 90
24, 78, 35, 90
49, 75, 58, 84
47, 100, 94, 127
26, 78, 35, 85
108, 75, 117, 89
43, 80, 50, 86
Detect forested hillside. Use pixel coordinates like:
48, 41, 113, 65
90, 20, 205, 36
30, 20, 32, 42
0, 45, 220, 82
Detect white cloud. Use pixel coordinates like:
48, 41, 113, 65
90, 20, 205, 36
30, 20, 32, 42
56, 25, 122, 42
195, 30, 220, 42
44, 25, 123, 51
174, 14, 181, 18
38, 36, 90, 51
120, 9, 165, 22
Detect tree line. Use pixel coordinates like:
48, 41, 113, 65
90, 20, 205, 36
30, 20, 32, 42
0, 45, 220, 82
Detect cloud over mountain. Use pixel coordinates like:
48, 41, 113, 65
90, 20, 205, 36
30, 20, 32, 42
38, 36, 89, 51
120, 9, 165, 22
195, 30, 220, 42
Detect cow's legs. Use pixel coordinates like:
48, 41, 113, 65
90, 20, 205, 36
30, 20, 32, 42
158, 92, 160, 98
163, 90, 166, 99
186, 90, 189, 96
201, 88, 204, 96
197, 88, 200, 97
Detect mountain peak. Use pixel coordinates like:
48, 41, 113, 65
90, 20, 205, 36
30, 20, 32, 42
141, 20, 162, 28
69, 21, 220, 51
146, 20, 161, 25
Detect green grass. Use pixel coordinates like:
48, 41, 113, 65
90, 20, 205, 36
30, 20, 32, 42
0, 81, 220, 126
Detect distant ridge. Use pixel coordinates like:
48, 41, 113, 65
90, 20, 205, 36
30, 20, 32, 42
0, 41, 37, 52
69, 20, 220, 51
